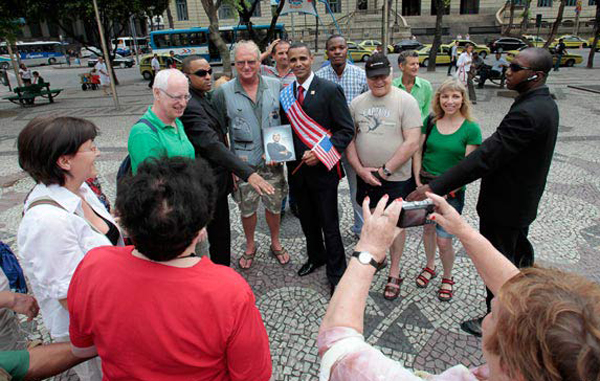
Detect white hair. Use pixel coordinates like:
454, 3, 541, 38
233, 40, 261, 61
153, 69, 187, 91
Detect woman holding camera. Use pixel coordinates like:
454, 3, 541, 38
17, 116, 124, 380
412, 79, 481, 301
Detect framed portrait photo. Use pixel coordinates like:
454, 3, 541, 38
264, 124, 296, 163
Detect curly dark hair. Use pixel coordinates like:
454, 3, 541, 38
115, 157, 216, 261
18, 116, 98, 186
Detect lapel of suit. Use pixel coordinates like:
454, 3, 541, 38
302, 75, 319, 110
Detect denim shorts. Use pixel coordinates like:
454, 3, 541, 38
436, 190, 465, 239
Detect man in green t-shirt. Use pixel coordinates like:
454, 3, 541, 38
392, 50, 433, 122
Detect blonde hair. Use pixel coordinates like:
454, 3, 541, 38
431, 78, 473, 122
486, 267, 600, 381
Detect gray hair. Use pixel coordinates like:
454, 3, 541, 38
233, 40, 261, 61
397, 50, 419, 65
153, 68, 187, 91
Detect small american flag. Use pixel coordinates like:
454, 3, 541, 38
280, 84, 341, 170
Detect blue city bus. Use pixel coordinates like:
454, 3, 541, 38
0, 41, 67, 69
149, 24, 287, 62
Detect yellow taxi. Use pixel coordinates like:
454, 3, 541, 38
323, 41, 372, 62
550, 35, 588, 48
444, 40, 491, 58
505, 47, 583, 67
358, 40, 394, 54
139, 54, 183, 80
523, 35, 547, 47
417, 45, 451, 66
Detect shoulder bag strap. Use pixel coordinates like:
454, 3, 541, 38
421, 114, 435, 157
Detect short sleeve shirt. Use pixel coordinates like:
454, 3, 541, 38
315, 64, 368, 105
350, 87, 422, 181
260, 65, 296, 87
0, 350, 29, 380
128, 107, 195, 174
392, 75, 433, 121
68, 246, 272, 381
421, 119, 482, 177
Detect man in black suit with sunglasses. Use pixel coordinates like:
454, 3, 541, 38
181, 56, 274, 266
407, 48, 559, 337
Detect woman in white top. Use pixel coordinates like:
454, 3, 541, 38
17, 116, 123, 380
18, 64, 32, 85
93, 57, 111, 96
456, 44, 477, 103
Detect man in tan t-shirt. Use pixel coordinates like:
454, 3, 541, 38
346, 54, 422, 301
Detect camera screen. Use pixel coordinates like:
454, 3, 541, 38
397, 205, 434, 228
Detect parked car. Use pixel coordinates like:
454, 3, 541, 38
393, 39, 424, 53
444, 40, 490, 58
588, 37, 600, 51
358, 40, 394, 53
323, 41, 372, 62
522, 35, 547, 47
506, 47, 583, 67
550, 35, 588, 48
80, 47, 102, 58
417, 45, 451, 66
139, 54, 183, 80
88, 54, 135, 68
488, 37, 528, 52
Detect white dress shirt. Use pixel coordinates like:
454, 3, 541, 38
17, 182, 123, 339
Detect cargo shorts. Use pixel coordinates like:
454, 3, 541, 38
232, 164, 288, 218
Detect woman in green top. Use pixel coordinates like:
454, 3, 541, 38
412, 79, 482, 302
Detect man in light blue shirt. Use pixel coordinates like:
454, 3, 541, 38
478, 52, 509, 88
316, 35, 368, 237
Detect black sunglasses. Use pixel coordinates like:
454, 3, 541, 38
191, 68, 213, 77
509, 63, 534, 72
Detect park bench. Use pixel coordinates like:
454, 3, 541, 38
2, 83, 63, 107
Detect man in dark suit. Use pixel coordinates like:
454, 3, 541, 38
180, 56, 275, 266
282, 43, 355, 295
408, 48, 559, 336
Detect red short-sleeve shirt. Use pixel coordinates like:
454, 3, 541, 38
68, 246, 272, 381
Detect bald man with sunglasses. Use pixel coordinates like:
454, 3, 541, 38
180, 55, 274, 267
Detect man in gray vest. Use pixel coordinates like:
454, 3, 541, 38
213, 40, 290, 269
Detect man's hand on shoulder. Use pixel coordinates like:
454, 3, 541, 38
248, 173, 275, 195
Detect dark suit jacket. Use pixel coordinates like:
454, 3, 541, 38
181, 87, 254, 196
282, 75, 355, 178
430, 86, 559, 227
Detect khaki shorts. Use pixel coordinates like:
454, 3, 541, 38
232, 164, 288, 218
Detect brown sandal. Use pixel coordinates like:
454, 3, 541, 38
239, 246, 258, 270
270, 245, 290, 265
438, 277, 455, 302
416, 266, 437, 288
383, 276, 403, 301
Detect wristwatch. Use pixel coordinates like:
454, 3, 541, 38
382, 164, 392, 177
352, 251, 386, 272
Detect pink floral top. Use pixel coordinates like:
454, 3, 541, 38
318, 327, 487, 381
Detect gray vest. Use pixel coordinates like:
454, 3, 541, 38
221, 76, 282, 166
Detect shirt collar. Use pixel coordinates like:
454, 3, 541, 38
234, 75, 265, 95
298, 71, 315, 91
397, 75, 422, 89
515, 85, 549, 103
30, 183, 92, 214
144, 106, 176, 130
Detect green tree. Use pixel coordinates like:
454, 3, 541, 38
200, 0, 233, 76
427, 0, 451, 72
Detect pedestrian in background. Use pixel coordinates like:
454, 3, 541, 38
149, 53, 160, 89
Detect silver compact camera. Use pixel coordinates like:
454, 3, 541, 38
397, 200, 435, 228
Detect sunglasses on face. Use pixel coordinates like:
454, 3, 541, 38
509, 63, 534, 72
192, 68, 213, 77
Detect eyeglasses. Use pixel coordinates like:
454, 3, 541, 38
235, 60, 258, 67
191, 68, 213, 77
509, 63, 535, 72
159, 88, 192, 102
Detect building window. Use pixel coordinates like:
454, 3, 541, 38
590, 0, 596, 5
176, 0, 189, 21
329, 0, 342, 13
431, 0, 450, 15
460, 0, 479, 13
537, 0, 552, 6
219, 4, 235, 19
565, 0, 576, 5
402, 0, 421, 16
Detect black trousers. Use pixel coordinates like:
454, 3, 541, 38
289, 168, 347, 286
148, 70, 156, 88
206, 190, 231, 266
480, 219, 534, 312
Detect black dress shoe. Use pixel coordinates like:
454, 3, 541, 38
460, 317, 483, 337
297, 261, 324, 277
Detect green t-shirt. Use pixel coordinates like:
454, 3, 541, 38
421, 119, 482, 177
127, 107, 195, 174
0, 350, 29, 380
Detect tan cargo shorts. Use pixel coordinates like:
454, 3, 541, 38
232, 164, 288, 218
